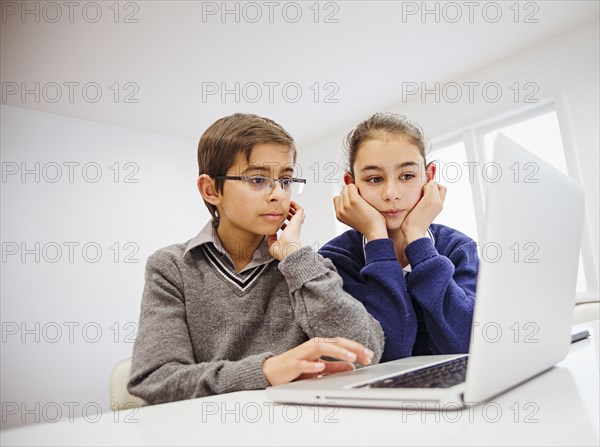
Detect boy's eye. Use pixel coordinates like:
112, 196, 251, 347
366, 176, 383, 184
280, 177, 293, 186
400, 173, 416, 181
248, 176, 267, 185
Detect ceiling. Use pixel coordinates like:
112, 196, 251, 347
1, 1, 598, 145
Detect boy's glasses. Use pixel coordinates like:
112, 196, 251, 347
217, 176, 306, 195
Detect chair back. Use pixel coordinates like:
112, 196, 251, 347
110, 357, 145, 411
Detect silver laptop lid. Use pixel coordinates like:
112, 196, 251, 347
464, 133, 585, 403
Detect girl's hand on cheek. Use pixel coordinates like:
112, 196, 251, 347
333, 184, 388, 241
401, 180, 446, 243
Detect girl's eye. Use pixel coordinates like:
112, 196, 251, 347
366, 177, 383, 184
400, 173, 416, 181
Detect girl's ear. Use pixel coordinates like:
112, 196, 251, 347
197, 174, 221, 205
343, 172, 355, 185
425, 162, 437, 182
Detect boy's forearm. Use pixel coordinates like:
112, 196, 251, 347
278, 247, 385, 363
128, 350, 274, 405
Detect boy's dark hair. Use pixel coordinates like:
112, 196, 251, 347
198, 113, 297, 225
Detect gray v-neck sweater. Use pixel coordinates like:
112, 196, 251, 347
128, 241, 384, 405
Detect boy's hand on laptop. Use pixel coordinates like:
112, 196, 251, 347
401, 180, 446, 243
334, 184, 388, 241
268, 201, 305, 261
262, 337, 374, 386
295, 359, 355, 381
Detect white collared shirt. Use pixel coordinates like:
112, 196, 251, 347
184, 221, 274, 273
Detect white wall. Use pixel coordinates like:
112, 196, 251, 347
299, 19, 599, 289
1, 106, 205, 428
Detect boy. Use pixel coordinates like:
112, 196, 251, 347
128, 113, 384, 404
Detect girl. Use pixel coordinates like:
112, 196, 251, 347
319, 112, 478, 362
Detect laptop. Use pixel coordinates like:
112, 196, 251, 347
266, 133, 586, 409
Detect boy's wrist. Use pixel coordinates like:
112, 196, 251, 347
270, 240, 302, 261
278, 246, 330, 292
262, 355, 276, 386
280, 240, 302, 259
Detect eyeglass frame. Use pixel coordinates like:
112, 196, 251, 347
216, 175, 307, 194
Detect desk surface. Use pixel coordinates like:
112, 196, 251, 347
2, 320, 598, 447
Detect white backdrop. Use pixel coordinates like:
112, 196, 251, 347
1, 106, 204, 427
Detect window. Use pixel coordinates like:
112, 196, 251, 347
430, 103, 597, 300
429, 142, 478, 241
482, 111, 568, 174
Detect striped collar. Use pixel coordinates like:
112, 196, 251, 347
362, 229, 435, 275
200, 243, 271, 292
184, 221, 274, 273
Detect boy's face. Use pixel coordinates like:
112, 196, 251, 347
216, 143, 294, 242
351, 135, 430, 233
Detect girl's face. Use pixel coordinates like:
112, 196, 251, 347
349, 135, 432, 232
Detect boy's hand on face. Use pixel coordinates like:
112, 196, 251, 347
334, 184, 388, 241
262, 337, 374, 386
267, 201, 305, 261
401, 180, 446, 243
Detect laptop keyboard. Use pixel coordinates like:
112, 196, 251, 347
358, 356, 468, 389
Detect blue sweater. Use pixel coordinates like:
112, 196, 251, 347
319, 224, 478, 362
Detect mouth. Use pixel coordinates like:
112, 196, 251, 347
260, 212, 284, 221
381, 209, 403, 218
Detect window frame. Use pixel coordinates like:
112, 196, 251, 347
429, 99, 598, 302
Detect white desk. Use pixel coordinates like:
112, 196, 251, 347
2, 320, 598, 446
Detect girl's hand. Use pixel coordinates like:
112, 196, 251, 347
268, 201, 304, 260
262, 337, 374, 386
333, 184, 388, 241
401, 180, 446, 243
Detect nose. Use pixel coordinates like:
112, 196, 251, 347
382, 180, 401, 202
267, 180, 286, 201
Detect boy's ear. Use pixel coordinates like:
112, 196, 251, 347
343, 172, 355, 185
197, 174, 221, 205
425, 162, 436, 182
